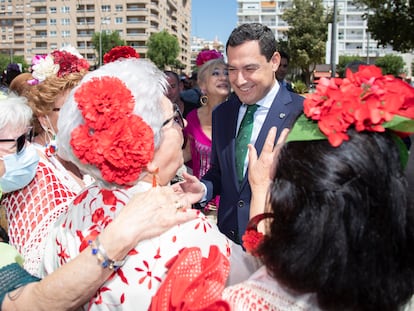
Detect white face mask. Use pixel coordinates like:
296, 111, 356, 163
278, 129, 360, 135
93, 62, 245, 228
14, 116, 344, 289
0, 144, 39, 193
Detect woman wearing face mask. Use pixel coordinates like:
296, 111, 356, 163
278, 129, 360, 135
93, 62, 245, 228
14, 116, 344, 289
28, 59, 90, 192
1, 49, 90, 277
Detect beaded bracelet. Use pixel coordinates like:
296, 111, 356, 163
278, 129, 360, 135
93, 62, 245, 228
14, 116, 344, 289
88, 237, 126, 271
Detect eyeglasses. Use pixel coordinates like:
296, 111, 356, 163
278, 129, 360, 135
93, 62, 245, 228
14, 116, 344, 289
162, 105, 185, 129
0, 127, 34, 154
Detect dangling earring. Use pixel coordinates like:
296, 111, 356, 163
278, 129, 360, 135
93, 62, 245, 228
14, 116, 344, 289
152, 167, 159, 187
45, 132, 58, 157
200, 95, 208, 106
43, 116, 58, 157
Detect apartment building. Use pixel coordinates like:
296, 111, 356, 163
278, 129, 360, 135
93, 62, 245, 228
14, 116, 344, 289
237, 0, 395, 61
0, 0, 192, 70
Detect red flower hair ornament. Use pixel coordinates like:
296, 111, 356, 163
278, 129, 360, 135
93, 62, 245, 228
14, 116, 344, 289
195, 49, 223, 67
30, 48, 90, 84
103, 46, 140, 64
288, 65, 414, 164
242, 213, 274, 256
70, 76, 154, 185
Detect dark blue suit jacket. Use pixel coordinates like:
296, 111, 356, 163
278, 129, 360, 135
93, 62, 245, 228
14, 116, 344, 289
201, 87, 304, 243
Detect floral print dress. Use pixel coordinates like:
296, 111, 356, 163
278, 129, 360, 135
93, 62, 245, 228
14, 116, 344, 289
41, 182, 231, 310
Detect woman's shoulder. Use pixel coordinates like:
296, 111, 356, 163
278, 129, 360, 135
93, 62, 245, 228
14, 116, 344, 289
222, 267, 319, 311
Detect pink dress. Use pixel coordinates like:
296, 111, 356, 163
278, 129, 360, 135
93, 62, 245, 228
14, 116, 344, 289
41, 182, 231, 310
184, 109, 219, 208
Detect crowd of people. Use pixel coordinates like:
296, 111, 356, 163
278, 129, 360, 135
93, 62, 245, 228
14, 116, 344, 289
1, 22, 414, 311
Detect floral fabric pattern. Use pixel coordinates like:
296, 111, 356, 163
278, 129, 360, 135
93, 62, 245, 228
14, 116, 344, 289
42, 183, 231, 310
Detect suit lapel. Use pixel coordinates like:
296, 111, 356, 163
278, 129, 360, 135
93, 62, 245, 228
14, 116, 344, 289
239, 87, 296, 190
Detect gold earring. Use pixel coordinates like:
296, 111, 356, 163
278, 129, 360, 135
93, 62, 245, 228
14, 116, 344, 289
200, 95, 208, 106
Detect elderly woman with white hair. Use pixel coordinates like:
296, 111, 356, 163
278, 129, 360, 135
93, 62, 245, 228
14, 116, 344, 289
0, 94, 201, 310
42, 58, 231, 310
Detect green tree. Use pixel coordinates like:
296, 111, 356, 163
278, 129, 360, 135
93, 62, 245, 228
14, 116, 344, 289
337, 55, 364, 77
91, 31, 125, 67
0, 54, 29, 75
146, 30, 180, 70
354, 0, 414, 52
282, 0, 332, 86
375, 54, 405, 76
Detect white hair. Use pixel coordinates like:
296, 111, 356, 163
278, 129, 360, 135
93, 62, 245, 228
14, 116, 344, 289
57, 58, 168, 184
0, 95, 33, 134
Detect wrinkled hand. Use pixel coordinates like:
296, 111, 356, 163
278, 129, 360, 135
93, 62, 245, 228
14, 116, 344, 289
171, 172, 205, 204
247, 127, 289, 218
109, 186, 199, 246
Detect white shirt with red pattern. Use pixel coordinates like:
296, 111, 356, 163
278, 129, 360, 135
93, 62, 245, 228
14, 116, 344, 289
41, 182, 231, 310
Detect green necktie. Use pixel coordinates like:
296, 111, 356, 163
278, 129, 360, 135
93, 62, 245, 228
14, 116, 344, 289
235, 104, 258, 183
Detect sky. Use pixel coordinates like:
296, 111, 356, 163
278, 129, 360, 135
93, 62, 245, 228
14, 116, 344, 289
191, 0, 238, 43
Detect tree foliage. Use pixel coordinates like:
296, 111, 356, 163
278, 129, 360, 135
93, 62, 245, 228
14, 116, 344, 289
375, 54, 405, 76
146, 30, 180, 70
354, 0, 414, 52
337, 55, 364, 77
91, 31, 125, 66
282, 0, 332, 86
0, 54, 29, 74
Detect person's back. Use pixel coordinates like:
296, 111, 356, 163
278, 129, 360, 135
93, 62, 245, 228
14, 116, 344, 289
224, 64, 414, 310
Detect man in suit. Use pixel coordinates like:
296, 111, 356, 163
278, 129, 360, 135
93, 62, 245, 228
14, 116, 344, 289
178, 23, 304, 244
276, 51, 295, 92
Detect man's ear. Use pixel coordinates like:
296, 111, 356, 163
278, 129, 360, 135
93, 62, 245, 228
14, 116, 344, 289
271, 52, 281, 72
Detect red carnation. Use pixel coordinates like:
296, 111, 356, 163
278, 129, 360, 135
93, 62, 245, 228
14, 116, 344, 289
51, 50, 90, 77
195, 49, 223, 67
103, 46, 140, 64
304, 65, 414, 147
242, 229, 264, 256
71, 76, 155, 186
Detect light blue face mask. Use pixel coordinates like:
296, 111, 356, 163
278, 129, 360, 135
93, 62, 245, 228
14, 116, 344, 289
0, 144, 39, 193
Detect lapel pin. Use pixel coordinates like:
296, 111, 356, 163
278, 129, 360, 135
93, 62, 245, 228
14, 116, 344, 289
279, 113, 286, 119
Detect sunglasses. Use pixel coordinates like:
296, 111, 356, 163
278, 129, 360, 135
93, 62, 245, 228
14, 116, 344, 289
162, 104, 185, 129
0, 127, 34, 154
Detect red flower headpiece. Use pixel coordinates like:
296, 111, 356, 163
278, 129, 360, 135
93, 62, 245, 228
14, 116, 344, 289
288, 65, 414, 147
51, 50, 90, 77
195, 49, 223, 67
242, 213, 274, 256
103, 46, 140, 64
70, 76, 154, 185
30, 49, 90, 84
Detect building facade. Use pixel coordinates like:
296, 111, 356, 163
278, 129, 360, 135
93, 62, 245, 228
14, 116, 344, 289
236, 0, 394, 60
0, 0, 192, 70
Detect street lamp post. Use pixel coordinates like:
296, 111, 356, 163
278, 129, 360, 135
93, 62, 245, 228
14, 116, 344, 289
99, 30, 102, 67
98, 13, 117, 68
330, 0, 338, 78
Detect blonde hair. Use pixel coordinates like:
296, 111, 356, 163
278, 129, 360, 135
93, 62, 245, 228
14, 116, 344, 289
197, 58, 226, 87
9, 73, 34, 97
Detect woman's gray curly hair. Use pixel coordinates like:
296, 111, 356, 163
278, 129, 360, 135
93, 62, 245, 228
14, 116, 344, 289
57, 58, 168, 185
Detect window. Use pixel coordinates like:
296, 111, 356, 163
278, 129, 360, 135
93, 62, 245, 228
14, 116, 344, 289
115, 4, 123, 11
61, 18, 70, 25
62, 30, 70, 37
61, 6, 70, 13
49, 7, 56, 13
50, 30, 57, 37
50, 18, 56, 25
101, 5, 110, 12
115, 17, 123, 24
